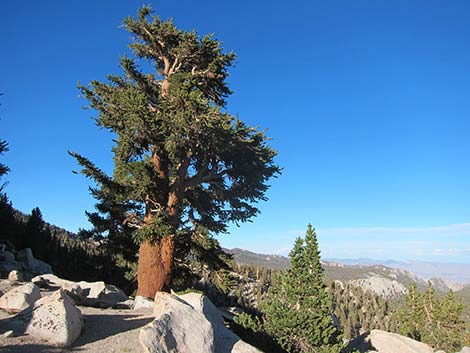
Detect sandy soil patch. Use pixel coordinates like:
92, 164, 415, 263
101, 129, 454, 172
0, 305, 154, 353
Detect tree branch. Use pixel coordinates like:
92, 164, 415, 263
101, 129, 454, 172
169, 56, 180, 75
184, 164, 227, 191
151, 146, 167, 180
169, 150, 192, 193
163, 56, 171, 77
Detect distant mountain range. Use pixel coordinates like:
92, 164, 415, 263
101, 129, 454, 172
226, 247, 470, 296
225, 248, 470, 285
227, 248, 290, 270
225, 247, 470, 322
324, 258, 470, 286
227, 248, 426, 294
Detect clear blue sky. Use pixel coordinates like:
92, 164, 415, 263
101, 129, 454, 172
2, 1, 470, 263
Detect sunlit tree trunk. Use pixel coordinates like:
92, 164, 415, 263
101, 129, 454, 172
136, 236, 175, 298
136, 188, 178, 298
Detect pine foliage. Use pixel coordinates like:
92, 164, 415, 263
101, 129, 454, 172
0, 139, 9, 191
70, 5, 280, 244
262, 224, 343, 353
394, 282, 469, 352
330, 281, 396, 339
69, 6, 280, 290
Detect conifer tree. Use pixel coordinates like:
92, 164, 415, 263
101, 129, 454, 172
0, 138, 26, 247
25, 208, 46, 257
0, 139, 9, 192
395, 283, 422, 340
394, 282, 469, 352
70, 6, 280, 297
262, 224, 343, 353
435, 289, 468, 352
420, 283, 439, 346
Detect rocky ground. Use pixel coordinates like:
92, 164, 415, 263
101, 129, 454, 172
1, 245, 469, 353
0, 243, 263, 353
0, 275, 260, 353
0, 306, 154, 353
0, 278, 154, 352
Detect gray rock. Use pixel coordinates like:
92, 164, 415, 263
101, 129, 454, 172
0, 245, 19, 275
369, 329, 433, 353
16, 248, 34, 267
16, 248, 52, 275
179, 292, 225, 325
33, 258, 53, 275
8, 270, 24, 282
113, 299, 134, 309
32, 274, 83, 295
178, 292, 261, 353
31, 274, 52, 288
0, 282, 41, 313
78, 280, 128, 304
460, 348, 470, 353
26, 289, 83, 347
140, 291, 215, 353
2, 330, 14, 338
32, 274, 128, 308
133, 295, 155, 310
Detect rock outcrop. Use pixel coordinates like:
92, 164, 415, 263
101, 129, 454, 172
368, 329, 434, 353
26, 289, 83, 347
351, 276, 407, 298
32, 274, 128, 308
0, 241, 18, 275
16, 248, 53, 276
140, 292, 215, 353
32, 273, 83, 294
77, 280, 128, 303
0, 282, 41, 313
8, 270, 24, 282
0, 244, 52, 280
179, 292, 225, 325
133, 295, 155, 310
179, 292, 260, 353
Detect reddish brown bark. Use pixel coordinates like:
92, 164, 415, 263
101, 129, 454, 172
167, 192, 179, 221
136, 236, 175, 298
136, 145, 181, 298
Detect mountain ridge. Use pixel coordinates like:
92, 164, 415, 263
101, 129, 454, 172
325, 257, 470, 285
225, 248, 470, 295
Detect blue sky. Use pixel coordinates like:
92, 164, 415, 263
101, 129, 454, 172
1, 1, 470, 263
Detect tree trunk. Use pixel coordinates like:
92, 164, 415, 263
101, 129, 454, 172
136, 236, 175, 298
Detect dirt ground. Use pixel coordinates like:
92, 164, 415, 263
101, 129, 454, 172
0, 302, 154, 353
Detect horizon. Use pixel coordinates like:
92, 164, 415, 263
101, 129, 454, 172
2, 1, 470, 264
226, 246, 470, 266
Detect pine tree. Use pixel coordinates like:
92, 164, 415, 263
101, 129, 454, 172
175, 226, 237, 294
435, 289, 468, 352
24, 207, 48, 258
84, 183, 138, 266
70, 6, 280, 297
420, 283, 439, 346
0, 194, 26, 248
0, 139, 27, 248
395, 283, 423, 340
394, 282, 469, 352
0, 139, 9, 191
262, 224, 343, 353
